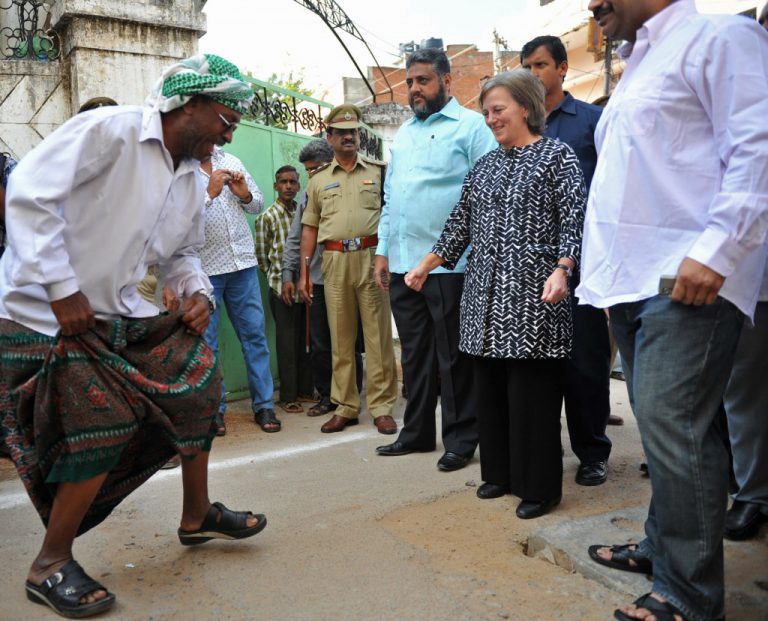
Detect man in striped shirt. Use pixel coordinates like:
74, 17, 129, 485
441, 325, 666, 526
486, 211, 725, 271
255, 166, 313, 415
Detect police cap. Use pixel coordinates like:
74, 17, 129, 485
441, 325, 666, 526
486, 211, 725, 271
325, 104, 362, 129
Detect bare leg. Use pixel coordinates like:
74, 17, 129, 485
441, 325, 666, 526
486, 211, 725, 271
27, 474, 110, 605
178, 451, 258, 531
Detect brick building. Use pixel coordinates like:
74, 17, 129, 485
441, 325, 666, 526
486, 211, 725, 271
344, 43, 516, 159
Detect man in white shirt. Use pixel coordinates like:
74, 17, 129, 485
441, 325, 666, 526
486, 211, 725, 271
199, 147, 277, 435
579, 2, 768, 620
0, 54, 267, 619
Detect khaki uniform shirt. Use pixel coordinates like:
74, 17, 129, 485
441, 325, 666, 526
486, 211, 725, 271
302, 155, 385, 243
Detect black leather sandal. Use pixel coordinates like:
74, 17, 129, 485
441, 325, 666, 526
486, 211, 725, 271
214, 412, 226, 437
614, 593, 689, 621
178, 501, 267, 546
254, 408, 281, 432
588, 543, 653, 575
25, 559, 116, 618
307, 400, 335, 417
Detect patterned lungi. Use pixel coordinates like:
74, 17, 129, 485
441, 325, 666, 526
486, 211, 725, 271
0, 313, 220, 535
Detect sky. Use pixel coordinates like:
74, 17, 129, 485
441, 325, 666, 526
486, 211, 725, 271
199, 0, 759, 103
199, 0, 542, 102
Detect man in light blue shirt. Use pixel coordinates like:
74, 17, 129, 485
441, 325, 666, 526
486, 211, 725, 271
374, 48, 496, 471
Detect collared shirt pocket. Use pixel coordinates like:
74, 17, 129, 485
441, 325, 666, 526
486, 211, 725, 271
615, 76, 667, 137
359, 181, 380, 210
319, 184, 343, 217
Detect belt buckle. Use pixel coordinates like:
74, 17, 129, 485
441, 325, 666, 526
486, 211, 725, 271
342, 237, 361, 252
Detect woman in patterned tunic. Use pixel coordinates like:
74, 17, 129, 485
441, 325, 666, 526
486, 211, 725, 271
406, 70, 585, 519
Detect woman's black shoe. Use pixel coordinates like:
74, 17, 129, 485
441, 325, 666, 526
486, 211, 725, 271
515, 496, 561, 519
476, 482, 509, 499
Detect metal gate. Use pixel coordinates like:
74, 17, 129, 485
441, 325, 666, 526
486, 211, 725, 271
219, 76, 382, 401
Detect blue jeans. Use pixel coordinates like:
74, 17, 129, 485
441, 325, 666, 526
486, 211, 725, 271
203, 268, 273, 415
610, 295, 743, 621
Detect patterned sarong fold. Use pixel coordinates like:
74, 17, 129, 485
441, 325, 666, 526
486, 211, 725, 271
0, 314, 220, 535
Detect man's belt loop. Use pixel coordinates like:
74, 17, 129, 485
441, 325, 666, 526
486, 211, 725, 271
324, 234, 378, 253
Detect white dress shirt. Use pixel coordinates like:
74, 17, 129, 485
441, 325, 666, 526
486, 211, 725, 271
0, 105, 212, 336
198, 147, 263, 276
577, 0, 768, 319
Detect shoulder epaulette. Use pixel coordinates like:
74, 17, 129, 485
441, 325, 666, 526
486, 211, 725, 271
309, 161, 332, 178
360, 154, 386, 167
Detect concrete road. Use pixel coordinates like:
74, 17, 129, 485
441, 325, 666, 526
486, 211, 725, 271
0, 380, 765, 620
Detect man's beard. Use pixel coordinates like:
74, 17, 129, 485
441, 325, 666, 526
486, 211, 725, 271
410, 81, 448, 120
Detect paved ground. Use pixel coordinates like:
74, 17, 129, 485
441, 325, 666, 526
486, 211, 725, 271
0, 378, 765, 620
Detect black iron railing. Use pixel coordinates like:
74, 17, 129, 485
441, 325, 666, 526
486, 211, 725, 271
0, 0, 60, 60
243, 76, 383, 160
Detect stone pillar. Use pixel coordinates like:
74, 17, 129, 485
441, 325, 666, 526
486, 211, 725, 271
50, 0, 206, 111
0, 0, 206, 157
361, 102, 413, 162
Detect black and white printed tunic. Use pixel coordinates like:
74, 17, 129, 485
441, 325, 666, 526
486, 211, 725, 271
432, 137, 585, 359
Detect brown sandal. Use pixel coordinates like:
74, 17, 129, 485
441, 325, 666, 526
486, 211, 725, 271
277, 401, 303, 414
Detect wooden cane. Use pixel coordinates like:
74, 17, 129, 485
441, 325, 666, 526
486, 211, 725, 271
304, 256, 311, 354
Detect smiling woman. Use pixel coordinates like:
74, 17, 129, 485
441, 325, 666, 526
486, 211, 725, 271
480, 71, 546, 149
406, 69, 586, 520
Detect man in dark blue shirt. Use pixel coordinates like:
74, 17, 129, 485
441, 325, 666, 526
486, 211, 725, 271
521, 35, 613, 487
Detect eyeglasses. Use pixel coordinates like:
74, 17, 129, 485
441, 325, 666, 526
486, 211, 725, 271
217, 112, 238, 134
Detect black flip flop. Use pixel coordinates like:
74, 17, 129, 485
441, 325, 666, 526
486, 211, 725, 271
25, 559, 116, 619
178, 501, 267, 546
588, 543, 653, 575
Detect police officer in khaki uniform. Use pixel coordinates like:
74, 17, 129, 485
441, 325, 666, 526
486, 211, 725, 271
299, 105, 398, 434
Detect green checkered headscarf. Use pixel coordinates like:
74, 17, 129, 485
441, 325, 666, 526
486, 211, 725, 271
145, 53, 254, 115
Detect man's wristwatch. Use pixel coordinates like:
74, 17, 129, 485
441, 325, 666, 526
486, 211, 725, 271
196, 289, 216, 314
555, 263, 573, 278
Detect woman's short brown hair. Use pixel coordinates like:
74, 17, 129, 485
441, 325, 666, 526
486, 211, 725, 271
480, 69, 546, 135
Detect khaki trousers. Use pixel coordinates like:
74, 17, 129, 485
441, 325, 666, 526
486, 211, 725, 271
321, 247, 397, 419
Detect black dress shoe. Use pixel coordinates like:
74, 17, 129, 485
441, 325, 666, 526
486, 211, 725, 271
515, 496, 561, 519
576, 461, 608, 486
724, 500, 768, 540
476, 482, 510, 499
376, 441, 427, 456
437, 452, 470, 472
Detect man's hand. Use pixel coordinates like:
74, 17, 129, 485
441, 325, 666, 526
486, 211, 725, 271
207, 169, 233, 200
299, 273, 314, 305
671, 258, 725, 306
541, 269, 569, 304
227, 171, 251, 202
51, 291, 96, 336
162, 287, 180, 312
181, 292, 211, 335
374, 255, 391, 291
282, 281, 295, 306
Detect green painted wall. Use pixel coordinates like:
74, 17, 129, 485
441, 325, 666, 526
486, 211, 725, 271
219, 122, 314, 401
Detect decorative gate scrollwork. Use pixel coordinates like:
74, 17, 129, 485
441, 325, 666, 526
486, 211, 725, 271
1, 0, 60, 60
244, 83, 383, 160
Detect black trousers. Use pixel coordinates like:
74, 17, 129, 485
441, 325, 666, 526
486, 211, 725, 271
564, 273, 612, 463
310, 284, 362, 400
473, 356, 566, 502
389, 273, 477, 457
269, 292, 313, 402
